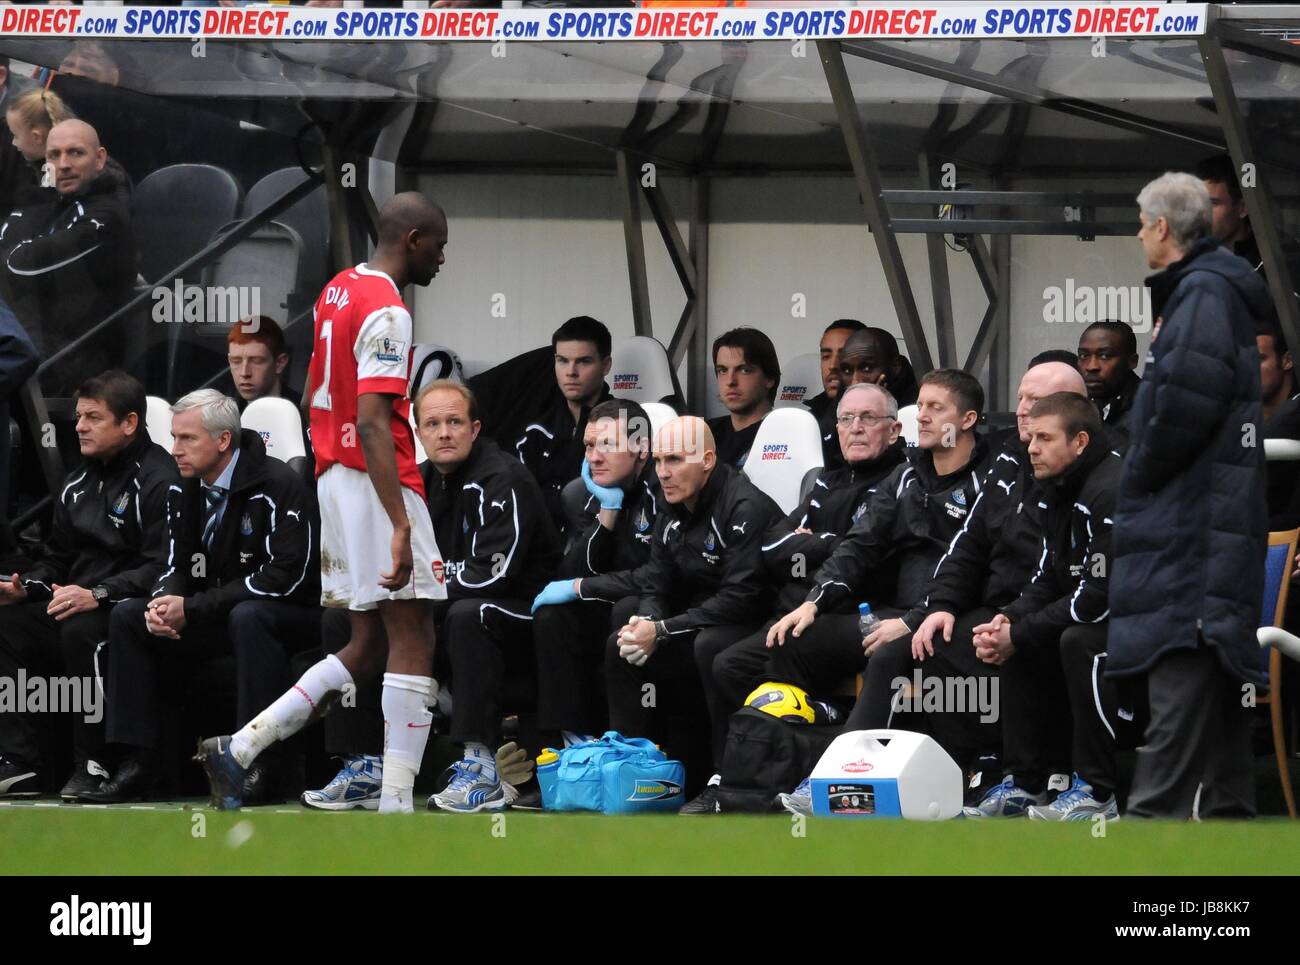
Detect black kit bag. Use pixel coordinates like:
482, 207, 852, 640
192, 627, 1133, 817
716, 707, 840, 813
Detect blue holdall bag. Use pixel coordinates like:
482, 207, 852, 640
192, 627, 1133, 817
546, 731, 685, 814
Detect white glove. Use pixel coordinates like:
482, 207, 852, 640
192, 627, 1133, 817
620, 615, 655, 666
618, 639, 649, 666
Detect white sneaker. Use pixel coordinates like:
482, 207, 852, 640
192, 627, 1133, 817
1027, 774, 1119, 822
429, 759, 506, 813
778, 777, 812, 816
301, 755, 382, 811
962, 775, 1046, 818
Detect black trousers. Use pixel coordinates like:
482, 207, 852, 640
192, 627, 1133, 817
443, 597, 534, 746
106, 597, 321, 751
533, 599, 615, 736
320, 607, 383, 757
1126, 643, 1255, 819
763, 612, 872, 697
1058, 623, 1124, 799
604, 601, 760, 772
916, 608, 1001, 769
1002, 623, 1122, 796
1000, 626, 1072, 794
0, 398, 11, 551
844, 634, 915, 731
0, 601, 108, 768
226, 601, 324, 729
320, 597, 540, 757
712, 619, 792, 713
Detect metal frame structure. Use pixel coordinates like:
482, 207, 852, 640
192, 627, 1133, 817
7, 7, 1300, 537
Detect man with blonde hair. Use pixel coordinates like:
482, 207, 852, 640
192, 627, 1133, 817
415, 379, 561, 812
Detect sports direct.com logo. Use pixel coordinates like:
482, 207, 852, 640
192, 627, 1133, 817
0, 4, 1205, 41
611, 373, 639, 391
761, 444, 789, 461
779, 385, 807, 402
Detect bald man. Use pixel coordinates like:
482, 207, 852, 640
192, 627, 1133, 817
576, 416, 781, 811
0, 117, 135, 388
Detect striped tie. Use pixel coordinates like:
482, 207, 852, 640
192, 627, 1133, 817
202, 485, 226, 551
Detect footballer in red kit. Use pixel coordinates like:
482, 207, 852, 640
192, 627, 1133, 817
197, 193, 450, 814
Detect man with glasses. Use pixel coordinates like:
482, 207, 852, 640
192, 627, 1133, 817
708, 383, 909, 713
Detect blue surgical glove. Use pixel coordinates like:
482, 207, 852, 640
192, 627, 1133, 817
532, 579, 579, 613
581, 458, 624, 511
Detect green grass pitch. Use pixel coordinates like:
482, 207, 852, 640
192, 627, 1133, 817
2, 801, 1297, 875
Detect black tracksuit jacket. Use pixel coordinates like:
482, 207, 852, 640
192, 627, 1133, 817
1002, 441, 1121, 649
423, 436, 562, 602
806, 439, 990, 628
558, 462, 661, 579
760, 441, 908, 612
579, 462, 782, 636
22, 432, 177, 604
923, 437, 1046, 618
154, 430, 318, 624
513, 384, 613, 534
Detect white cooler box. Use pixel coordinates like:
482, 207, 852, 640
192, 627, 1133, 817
810, 729, 963, 820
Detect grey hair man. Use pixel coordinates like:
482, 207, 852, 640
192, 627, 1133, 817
1108, 170, 1273, 819
83, 389, 322, 805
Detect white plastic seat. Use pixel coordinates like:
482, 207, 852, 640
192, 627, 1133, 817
776, 353, 824, 409
410, 343, 465, 392
410, 406, 428, 464
1265, 438, 1300, 462
742, 407, 824, 514
145, 395, 173, 450
640, 400, 677, 443
241, 397, 307, 463
897, 404, 919, 447
609, 336, 678, 404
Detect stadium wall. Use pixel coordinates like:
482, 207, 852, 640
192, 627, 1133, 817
405, 171, 1153, 413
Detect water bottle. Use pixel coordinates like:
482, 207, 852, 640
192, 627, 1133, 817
858, 602, 880, 638
536, 748, 560, 809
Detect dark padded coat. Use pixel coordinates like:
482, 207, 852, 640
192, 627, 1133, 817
1108, 239, 1270, 686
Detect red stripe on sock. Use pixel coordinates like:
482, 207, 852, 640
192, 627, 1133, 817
293, 685, 316, 711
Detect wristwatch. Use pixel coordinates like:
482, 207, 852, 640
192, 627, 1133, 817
654, 620, 670, 643
91, 585, 109, 604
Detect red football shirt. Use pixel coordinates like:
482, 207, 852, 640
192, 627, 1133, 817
308, 264, 424, 496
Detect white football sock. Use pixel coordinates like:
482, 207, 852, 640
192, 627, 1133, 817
378, 673, 435, 814
230, 654, 352, 768
464, 741, 497, 781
